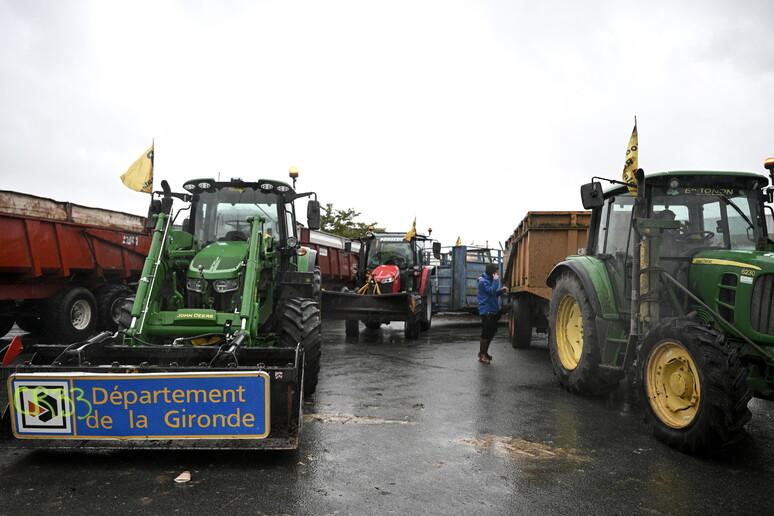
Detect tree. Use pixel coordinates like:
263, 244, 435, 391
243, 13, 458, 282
320, 203, 385, 239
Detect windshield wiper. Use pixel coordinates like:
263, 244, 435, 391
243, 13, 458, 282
719, 195, 755, 231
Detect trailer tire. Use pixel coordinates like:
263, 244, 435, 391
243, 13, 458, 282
548, 273, 618, 395
0, 301, 15, 338
420, 282, 433, 331
635, 317, 752, 453
280, 298, 322, 396
45, 287, 97, 343
509, 297, 532, 348
96, 285, 133, 332
404, 294, 422, 339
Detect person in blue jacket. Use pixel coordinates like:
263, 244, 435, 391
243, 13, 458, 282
477, 263, 507, 364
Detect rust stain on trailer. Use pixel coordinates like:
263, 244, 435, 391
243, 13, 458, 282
304, 412, 415, 425
458, 434, 589, 462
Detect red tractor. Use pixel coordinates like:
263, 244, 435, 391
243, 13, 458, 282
321, 229, 438, 338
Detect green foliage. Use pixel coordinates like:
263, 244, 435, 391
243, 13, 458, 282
320, 203, 384, 239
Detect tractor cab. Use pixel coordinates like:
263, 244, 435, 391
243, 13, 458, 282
359, 231, 431, 294
581, 171, 771, 319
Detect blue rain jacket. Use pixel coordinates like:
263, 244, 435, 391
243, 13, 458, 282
477, 273, 503, 315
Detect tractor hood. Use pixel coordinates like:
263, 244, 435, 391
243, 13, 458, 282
188, 241, 248, 280
689, 248, 774, 342
689, 249, 774, 284
372, 264, 401, 292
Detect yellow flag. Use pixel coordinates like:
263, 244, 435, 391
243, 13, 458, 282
622, 118, 638, 194
404, 217, 417, 241
121, 144, 154, 193
455, 235, 462, 246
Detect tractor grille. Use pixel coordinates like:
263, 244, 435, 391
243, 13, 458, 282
751, 274, 774, 335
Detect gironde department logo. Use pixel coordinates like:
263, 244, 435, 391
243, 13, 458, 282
11, 379, 74, 435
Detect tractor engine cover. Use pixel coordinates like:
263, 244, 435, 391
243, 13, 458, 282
372, 265, 400, 293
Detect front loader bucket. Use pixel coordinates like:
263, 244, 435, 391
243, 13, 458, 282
321, 290, 412, 323
0, 334, 304, 450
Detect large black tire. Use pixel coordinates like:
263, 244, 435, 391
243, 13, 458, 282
0, 301, 15, 338
345, 319, 360, 337
420, 282, 433, 331
636, 317, 752, 453
404, 294, 422, 339
117, 296, 135, 331
279, 298, 322, 397
548, 273, 619, 395
45, 287, 97, 343
16, 315, 47, 335
312, 267, 322, 306
95, 284, 133, 332
509, 297, 532, 348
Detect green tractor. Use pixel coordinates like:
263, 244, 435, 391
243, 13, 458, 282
548, 165, 774, 453
1, 175, 322, 450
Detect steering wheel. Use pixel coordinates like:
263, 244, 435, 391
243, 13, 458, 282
675, 231, 714, 244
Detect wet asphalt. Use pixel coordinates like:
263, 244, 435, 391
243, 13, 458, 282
2, 315, 774, 515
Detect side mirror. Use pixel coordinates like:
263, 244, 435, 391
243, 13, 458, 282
307, 200, 321, 230
432, 241, 441, 260
580, 182, 604, 209
146, 199, 161, 229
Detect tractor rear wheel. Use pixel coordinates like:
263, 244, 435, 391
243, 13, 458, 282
45, 287, 97, 343
509, 297, 532, 348
636, 317, 752, 453
420, 282, 433, 331
280, 298, 322, 396
404, 294, 422, 339
548, 273, 619, 395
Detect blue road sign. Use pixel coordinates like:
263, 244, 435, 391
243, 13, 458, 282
8, 371, 270, 439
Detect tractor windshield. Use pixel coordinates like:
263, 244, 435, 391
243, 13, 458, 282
192, 187, 281, 247
650, 184, 765, 255
367, 238, 414, 269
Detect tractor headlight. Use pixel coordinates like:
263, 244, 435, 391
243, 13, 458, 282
379, 276, 395, 284
213, 279, 239, 293
187, 278, 205, 292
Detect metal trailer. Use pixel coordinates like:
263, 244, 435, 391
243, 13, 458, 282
503, 211, 590, 348
298, 227, 360, 292
433, 245, 505, 314
0, 190, 151, 342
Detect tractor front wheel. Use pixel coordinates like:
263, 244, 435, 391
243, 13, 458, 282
280, 298, 322, 396
404, 294, 423, 339
636, 317, 752, 453
548, 273, 619, 395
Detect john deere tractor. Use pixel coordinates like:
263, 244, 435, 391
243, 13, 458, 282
548, 164, 774, 453
1, 174, 322, 450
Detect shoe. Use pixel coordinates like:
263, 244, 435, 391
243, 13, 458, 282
478, 353, 491, 364
485, 353, 492, 361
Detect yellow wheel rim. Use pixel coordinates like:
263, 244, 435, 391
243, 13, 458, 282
555, 294, 583, 370
645, 340, 701, 429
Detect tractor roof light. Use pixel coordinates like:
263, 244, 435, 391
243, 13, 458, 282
289, 166, 299, 179
764, 158, 774, 171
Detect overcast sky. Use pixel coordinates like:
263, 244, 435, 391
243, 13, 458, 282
2, 0, 773, 249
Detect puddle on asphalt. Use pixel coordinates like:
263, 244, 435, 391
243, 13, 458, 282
458, 434, 589, 462
304, 413, 415, 425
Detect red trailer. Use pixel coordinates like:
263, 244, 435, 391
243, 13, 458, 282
298, 226, 360, 291
0, 191, 151, 342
